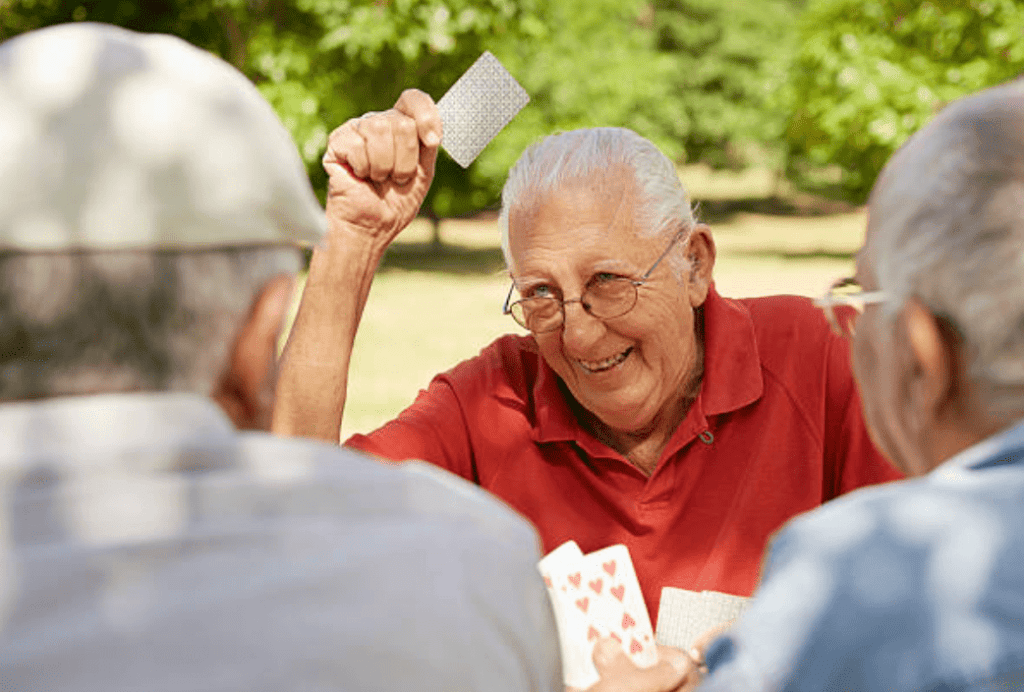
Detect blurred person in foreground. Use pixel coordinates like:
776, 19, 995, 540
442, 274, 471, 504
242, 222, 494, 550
0, 23, 562, 691
587, 79, 1024, 692
274, 95, 900, 623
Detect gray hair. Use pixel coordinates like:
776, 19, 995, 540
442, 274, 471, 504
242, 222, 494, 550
868, 80, 1024, 416
498, 128, 695, 277
0, 246, 301, 400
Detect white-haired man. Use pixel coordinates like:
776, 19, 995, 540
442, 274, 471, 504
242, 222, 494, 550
587, 81, 1024, 692
0, 23, 561, 691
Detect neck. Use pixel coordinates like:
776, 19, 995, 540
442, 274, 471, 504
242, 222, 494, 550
587, 351, 704, 478
921, 404, 1024, 473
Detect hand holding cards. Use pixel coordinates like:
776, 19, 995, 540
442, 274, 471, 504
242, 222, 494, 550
538, 541, 658, 690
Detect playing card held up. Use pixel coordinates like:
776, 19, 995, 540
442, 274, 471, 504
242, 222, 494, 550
436, 51, 530, 168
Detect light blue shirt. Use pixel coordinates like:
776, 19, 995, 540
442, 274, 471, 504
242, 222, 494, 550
703, 420, 1024, 692
0, 393, 561, 692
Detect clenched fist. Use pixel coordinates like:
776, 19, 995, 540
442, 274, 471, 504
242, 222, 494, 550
322, 88, 443, 251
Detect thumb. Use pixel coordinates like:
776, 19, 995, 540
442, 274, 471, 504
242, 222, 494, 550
417, 139, 439, 187
589, 638, 695, 692
636, 648, 695, 692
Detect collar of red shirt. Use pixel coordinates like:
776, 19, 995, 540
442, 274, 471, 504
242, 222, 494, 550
529, 284, 764, 457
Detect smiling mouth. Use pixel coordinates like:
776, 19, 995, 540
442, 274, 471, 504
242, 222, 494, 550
578, 347, 633, 373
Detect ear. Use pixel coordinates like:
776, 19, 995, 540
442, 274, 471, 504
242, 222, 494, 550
212, 274, 296, 431
900, 297, 956, 436
685, 224, 716, 308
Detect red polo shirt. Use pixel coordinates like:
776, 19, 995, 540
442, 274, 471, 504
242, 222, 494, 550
346, 287, 901, 624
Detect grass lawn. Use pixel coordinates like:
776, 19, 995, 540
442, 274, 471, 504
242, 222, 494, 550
329, 198, 867, 439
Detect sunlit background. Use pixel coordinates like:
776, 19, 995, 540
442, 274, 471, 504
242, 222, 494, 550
5, 0, 1022, 437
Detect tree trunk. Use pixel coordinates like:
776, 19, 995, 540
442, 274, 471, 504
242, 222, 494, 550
427, 208, 443, 250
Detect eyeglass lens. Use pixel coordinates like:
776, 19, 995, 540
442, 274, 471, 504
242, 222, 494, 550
510, 277, 639, 332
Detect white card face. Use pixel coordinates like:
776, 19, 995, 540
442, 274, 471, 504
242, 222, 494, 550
580, 545, 658, 668
538, 543, 658, 689
436, 51, 530, 168
538, 542, 594, 689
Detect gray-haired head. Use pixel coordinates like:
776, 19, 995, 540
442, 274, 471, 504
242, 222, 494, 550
498, 128, 695, 275
867, 79, 1024, 416
0, 23, 317, 400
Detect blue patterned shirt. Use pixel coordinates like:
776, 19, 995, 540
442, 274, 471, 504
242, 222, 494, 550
703, 420, 1024, 692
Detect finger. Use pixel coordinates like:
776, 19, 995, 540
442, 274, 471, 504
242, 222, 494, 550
323, 120, 370, 181
359, 114, 396, 183
391, 112, 420, 185
394, 88, 442, 149
588, 639, 695, 692
592, 637, 631, 671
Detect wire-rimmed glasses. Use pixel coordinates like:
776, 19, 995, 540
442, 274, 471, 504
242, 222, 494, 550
814, 276, 887, 337
502, 229, 687, 333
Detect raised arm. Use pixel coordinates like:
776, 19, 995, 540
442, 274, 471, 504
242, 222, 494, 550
272, 89, 442, 441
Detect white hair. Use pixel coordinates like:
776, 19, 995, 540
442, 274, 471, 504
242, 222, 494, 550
868, 80, 1024, 416
498, 128, 696, 277
0, 247, 301, 400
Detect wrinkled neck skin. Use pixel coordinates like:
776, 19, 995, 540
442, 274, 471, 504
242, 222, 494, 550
582, 321, 705, 477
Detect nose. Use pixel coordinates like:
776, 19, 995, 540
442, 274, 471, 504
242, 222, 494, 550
560, 299, 606, 352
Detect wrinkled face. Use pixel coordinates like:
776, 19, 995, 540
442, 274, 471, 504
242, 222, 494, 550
850, 224, 927, 476
507, 177, 703, 434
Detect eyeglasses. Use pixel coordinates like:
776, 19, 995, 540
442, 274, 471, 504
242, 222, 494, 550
814, 276, 887, 337
502, 229, 687, 333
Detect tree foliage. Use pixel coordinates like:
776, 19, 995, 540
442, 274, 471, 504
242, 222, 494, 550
1, 0, 681, 222
651, 0, 803, 168
785, 0, 1024, 202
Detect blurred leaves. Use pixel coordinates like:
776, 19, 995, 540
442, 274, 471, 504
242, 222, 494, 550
5, 0, 1024, 215
652, 0, 803, 168
785, 0, 1024, 202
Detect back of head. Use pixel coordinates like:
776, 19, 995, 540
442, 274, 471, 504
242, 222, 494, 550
0, 23, 324, 400
868, 80, 1024, 416
498, 127, 694, 268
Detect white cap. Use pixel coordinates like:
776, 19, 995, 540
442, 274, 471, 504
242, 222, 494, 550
0, 22, 326, 251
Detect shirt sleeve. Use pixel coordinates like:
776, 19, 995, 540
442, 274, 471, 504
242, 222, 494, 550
701, 491, 933, 692
345, 374, 478, 482
821, 323, 903, 497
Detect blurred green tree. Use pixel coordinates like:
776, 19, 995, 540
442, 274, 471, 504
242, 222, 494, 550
650, 0, 803, 169
2, 0, 692, 237
785, 0, 1024, 202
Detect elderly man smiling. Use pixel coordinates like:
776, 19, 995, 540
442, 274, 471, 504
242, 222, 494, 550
590, 80, 1024, 692
276, 92, 900, 624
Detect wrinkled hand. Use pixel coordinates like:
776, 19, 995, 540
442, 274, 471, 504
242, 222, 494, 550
322, 88, 442, 250
572, 638, 700, 692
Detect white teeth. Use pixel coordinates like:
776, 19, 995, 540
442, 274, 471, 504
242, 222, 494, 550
578, 348, 631, 373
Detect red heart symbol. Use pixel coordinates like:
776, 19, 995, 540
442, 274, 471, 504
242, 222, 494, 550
568, 572, 581, 588
603, 560, 616, 577
621, 612, 636, 629
575, 597, 589, 613
610, 585, 625, 601
587, 626, 600, 641
610, 632, 621, 643
588, 578, 603, 594
630, 638, 643, 655
543, 576, 552, 587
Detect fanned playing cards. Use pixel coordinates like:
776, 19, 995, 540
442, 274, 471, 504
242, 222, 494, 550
655, 587, 750, 651
436, 51, 530, 168
538, 541, 658, 690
